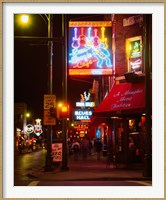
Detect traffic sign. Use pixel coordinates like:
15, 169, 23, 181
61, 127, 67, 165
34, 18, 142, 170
43, 110, 56, 125
44, 95, 56, 109
44, 95, 56, 125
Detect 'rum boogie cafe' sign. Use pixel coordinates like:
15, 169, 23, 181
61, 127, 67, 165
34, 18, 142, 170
68, 21, 113, 76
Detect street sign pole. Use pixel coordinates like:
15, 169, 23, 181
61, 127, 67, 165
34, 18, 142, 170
45, 14, 54, 172
61, 14, 69, 171
44, 94, 56, 171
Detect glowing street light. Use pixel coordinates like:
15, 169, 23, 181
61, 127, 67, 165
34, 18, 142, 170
15, 14, 68, 171
57, 102, 69, 119
16, 14, 54, 171
21, 15, 29, 23
26, 112, 30, 118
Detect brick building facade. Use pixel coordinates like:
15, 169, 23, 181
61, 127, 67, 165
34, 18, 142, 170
90, 14, 152, 171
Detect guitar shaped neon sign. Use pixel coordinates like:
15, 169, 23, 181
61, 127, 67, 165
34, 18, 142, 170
72, 27, 80, 48
79, 27, 86, 47
100, 27, 108, 48
93, 29, 100, 47
86, 27, 92, 46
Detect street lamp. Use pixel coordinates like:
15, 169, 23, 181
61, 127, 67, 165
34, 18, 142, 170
61, 14, 69, 171
16, 14, 68, 171
26, 112, 30, 118
43, 14, 54, 172
21, 15, 29, 23
18, 14, 54, 171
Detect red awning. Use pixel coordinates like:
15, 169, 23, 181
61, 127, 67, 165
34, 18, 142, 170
94, 82, 145, 116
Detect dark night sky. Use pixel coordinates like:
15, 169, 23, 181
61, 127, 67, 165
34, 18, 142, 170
14, 14, 105, 119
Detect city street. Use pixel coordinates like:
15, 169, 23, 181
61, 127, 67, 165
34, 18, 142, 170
13, 13, 154, 190
14, 149, 152, 186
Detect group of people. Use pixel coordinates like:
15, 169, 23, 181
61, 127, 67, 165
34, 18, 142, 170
69, 137, 103, 161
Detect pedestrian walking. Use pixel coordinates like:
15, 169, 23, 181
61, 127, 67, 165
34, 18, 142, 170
135, 148, 140, 163
88, 138, 93, 156
18, 136, 24, 154
72, 139, 80, 161
28, 138, 33, 152
81, 137, 89, 160
95, 138, 102, 160
68, 138, 73, 156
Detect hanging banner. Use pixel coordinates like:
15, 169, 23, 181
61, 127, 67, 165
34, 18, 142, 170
68, 21, 113, 76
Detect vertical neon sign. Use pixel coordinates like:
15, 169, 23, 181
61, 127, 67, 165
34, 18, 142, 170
68, 21, 112, 76
126, 36, 142, 72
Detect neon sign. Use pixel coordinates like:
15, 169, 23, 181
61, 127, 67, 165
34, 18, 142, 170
126, 36, 142, 72
76, 102, 95, 108
129, 58, 142, 72
34, 118, 43, 136
80, 91, 91, 102
130, 40, 141, 57
68, 21, 112, 76
25, 124, 34, 134
74, 110, 93, 121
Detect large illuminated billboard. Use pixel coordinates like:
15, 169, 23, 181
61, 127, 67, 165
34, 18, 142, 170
68, 21, 112, 76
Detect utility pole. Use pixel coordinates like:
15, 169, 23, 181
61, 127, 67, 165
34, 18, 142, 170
45, 14, 54, 171
61, 14, 69, 171
143, 14, 152, 177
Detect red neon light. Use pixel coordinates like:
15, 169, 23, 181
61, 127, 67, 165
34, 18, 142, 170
69, 21, 112, 27
68, 21, 112, 76
69, 68, 113, 76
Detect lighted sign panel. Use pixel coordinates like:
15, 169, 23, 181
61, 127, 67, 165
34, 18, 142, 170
130, 40, 141, 58
76, 102, 95, 107
52, 143, 62, 162
126, 36, 142, 73
129, 57, 142, 72
74, 109, 93, 121
68, 21, 112, 76
25, 124, 34, 134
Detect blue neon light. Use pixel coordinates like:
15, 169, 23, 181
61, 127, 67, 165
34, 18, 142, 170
69, 27, 112, 69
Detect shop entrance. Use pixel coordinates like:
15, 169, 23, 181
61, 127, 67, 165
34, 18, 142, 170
105, 116, 145, 165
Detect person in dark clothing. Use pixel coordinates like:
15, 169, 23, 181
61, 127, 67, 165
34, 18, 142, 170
95, 139, 102, 160
28, 138, 33, 152
88, 139, 93, 155
72, 139, 80, 161
81, 137, 89, 160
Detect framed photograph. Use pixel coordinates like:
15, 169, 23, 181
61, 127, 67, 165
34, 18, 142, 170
1, 0, 165, 199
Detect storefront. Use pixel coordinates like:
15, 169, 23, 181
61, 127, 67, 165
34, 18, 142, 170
90, 81, 152, 164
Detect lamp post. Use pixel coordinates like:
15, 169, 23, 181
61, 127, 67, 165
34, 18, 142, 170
18, 14, 54, 171
16, 14, 68, 171
44, 14, 54, 171
61, 14, 69, 171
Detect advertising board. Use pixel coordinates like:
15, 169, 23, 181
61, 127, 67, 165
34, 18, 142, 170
68, 21, 113, 76
52, 143, 62, 162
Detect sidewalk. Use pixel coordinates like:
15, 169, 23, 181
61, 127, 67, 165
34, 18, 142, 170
31, 152, 152, 181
